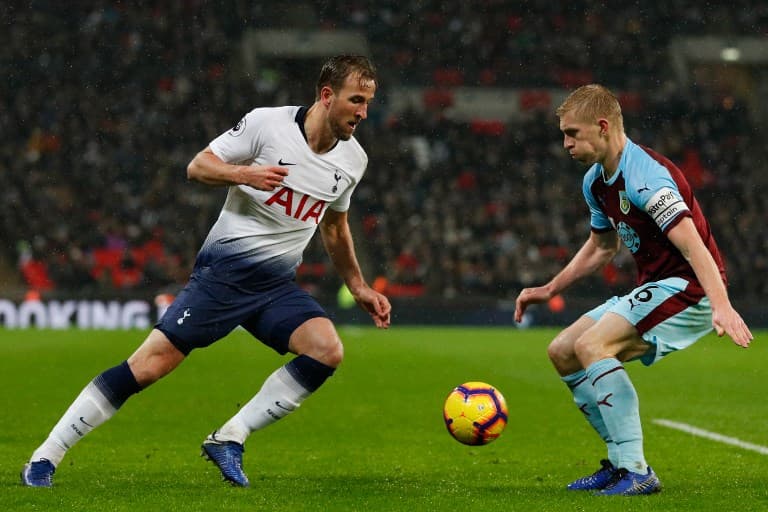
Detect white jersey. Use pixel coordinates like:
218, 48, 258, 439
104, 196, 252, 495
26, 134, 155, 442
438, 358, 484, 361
197, 106, 368, 289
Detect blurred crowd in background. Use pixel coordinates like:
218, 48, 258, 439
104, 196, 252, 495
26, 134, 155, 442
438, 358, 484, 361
3, 1, 767, 303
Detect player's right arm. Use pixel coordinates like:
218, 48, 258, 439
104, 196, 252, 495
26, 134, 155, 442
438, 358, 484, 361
666, 217, 752, 347
187, 147, 288, 191
514, 230, 620, 322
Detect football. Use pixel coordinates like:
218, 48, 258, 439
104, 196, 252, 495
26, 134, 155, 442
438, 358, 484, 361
443, 382, 508, 445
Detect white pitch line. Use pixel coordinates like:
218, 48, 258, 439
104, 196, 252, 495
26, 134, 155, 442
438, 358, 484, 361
653, 419, 768, 455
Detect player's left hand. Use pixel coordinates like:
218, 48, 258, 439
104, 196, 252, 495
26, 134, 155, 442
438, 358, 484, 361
712, 306, 753, 347
351, 285, 391, 329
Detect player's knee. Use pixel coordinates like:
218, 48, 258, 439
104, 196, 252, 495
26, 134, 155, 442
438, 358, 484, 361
290, 318, 344, 367
546, 340, 566, 366
313, 337, 344, 368
547, 333, 576, 368
127, 334, 185, 386
572, 335, 596, 362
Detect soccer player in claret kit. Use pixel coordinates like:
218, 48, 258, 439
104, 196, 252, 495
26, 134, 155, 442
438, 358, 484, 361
22, 55, 391, 488
514, 84, 752, 496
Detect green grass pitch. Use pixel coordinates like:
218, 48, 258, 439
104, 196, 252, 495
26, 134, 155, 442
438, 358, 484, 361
2, 327, 766, 511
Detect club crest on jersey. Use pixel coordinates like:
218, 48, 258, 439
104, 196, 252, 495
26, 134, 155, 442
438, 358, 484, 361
619, 190, 631, 214
332, 170, 342, 193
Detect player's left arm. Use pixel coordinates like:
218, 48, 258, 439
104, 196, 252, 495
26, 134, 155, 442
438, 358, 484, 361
666, 217, 753, 347
319, 209, 391, 328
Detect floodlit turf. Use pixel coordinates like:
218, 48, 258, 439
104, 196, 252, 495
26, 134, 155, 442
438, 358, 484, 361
2, 327, 766, 511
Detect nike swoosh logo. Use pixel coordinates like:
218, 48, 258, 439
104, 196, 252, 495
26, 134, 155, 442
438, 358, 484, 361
274, 401, 292, 411
278, 159, 296, 166
80, 417, 95, 428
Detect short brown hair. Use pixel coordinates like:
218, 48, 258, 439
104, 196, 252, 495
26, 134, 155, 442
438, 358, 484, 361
556, 84, 624, 132
315, 55, 377, 100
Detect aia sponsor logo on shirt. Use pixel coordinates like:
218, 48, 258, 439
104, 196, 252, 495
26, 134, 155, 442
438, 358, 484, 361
265, 187, 326, 223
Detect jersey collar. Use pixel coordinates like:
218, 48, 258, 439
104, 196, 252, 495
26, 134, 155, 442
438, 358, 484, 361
294, 106, 309, 141
294, 105, 340, 152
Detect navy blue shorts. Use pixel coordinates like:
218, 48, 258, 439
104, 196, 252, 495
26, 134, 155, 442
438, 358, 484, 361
156, 269, 328, 356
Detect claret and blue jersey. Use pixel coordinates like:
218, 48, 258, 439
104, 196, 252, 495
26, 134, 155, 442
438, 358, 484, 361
582, 138, 726, 286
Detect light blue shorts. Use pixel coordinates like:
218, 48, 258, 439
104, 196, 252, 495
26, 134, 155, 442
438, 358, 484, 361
585, 277, 712, 366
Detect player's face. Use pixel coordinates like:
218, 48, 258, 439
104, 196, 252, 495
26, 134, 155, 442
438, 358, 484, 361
327, 73, 376, 141
559, 111, 605, 165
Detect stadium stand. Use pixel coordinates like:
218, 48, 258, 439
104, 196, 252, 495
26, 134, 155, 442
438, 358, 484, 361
3, 2, 767, 309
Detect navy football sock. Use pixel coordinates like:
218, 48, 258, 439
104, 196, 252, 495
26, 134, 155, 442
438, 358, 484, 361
92, 360, 142, 409
284, 354, 336, 392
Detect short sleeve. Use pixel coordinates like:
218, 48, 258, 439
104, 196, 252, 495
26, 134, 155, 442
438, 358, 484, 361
209, 109, 264, 164
583, 167, 613, 231
627, 161, 691, 232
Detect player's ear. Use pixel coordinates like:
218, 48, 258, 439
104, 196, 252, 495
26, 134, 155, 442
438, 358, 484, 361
598, 118, 610, 136
320, 85, 334, 108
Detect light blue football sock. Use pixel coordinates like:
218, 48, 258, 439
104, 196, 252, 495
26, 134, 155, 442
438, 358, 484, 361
585, 358, 647, 473
562, 369, 619, 467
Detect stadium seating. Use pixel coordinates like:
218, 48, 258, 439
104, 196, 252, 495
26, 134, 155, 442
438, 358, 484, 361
4, 2, 767, 302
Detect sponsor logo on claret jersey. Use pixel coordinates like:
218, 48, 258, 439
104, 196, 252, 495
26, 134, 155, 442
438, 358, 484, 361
617, 221, 641, 253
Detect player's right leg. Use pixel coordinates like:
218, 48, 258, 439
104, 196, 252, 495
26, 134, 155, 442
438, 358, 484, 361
547, 315, 622, 490
21, 329, 185, 487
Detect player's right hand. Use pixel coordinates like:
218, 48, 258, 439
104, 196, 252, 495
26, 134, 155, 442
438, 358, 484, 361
514, 286, 552, 323
239, 165, 289, 191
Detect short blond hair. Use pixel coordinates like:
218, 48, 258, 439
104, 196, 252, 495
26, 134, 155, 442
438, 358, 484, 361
556, 84, 624, 132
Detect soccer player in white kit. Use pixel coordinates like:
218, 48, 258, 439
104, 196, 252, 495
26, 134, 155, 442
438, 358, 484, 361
514, 84, 752, 496
22, 55, 391, 487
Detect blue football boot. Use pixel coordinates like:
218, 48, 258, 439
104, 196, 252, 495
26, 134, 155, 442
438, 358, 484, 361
598, 466, 662, 496
21, 459, 56, 487
567, 459, 618, 490
201, 431, 250, 487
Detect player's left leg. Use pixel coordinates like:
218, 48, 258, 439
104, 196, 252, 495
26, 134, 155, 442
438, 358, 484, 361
211, 317, 340, 446
575, 312, 654, 477
203, 285, 338, 486
579, 278, 712, 495
577, 314, 663, 495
